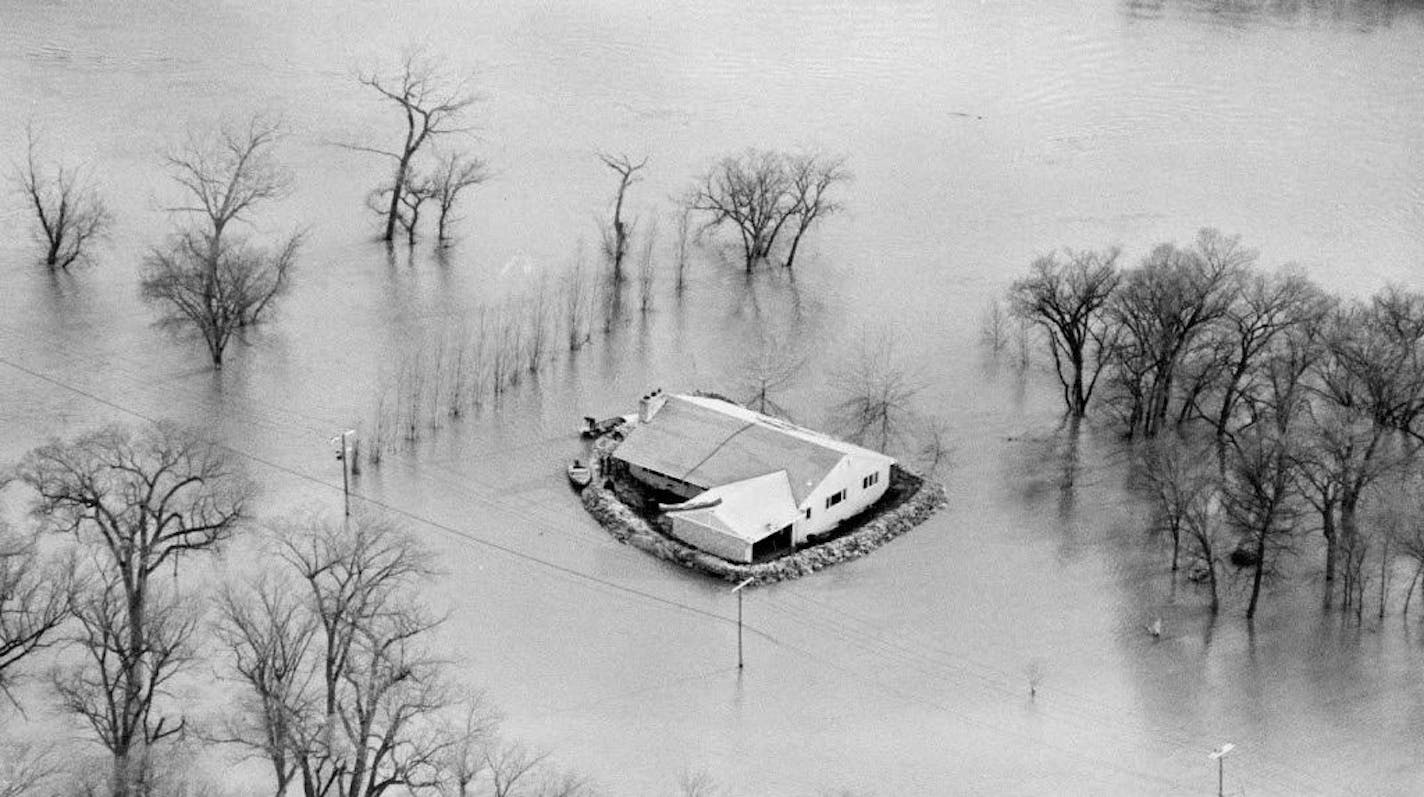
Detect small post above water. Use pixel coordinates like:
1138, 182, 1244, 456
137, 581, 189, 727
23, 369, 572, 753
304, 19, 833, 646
732, 576, 755, 670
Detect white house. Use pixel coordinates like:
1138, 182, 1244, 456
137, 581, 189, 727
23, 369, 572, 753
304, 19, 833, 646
610, 391, 896, 563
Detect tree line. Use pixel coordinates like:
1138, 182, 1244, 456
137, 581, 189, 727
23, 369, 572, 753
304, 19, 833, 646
10, 48, 850, 375
1009, 229, 1424, 620
0, 422, 601, 796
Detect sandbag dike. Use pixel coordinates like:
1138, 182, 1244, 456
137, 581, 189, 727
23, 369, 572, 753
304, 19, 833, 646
578, 425, 949, 586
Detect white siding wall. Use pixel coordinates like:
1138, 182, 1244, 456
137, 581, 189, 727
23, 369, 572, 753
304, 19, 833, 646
792, 457, 891, 544
670, 516, 753, 562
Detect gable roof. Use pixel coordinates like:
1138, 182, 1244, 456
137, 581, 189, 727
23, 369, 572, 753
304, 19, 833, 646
666, 470, 802, 543
612, 394, 894, 504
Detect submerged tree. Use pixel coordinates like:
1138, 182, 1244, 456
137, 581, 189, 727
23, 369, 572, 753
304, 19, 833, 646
12, 125, 111, 271
1008, 248, 1121, 417
687, 149, 849, 272
736, 335, 806, 419
597, 153, 647, 282
430, 151, 489, 246
140, 115, 300, 369
14, 422, 251, 796
346, 49, 479, 243
831, 331, 922, 453
781, 153, 849, 271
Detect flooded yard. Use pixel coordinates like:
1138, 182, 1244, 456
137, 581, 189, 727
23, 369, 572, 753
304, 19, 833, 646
3, 1, 1424, 794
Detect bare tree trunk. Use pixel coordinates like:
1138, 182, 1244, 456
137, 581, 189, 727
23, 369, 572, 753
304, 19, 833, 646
1379, 536, 1391, 621
1246, 533, 1268, 620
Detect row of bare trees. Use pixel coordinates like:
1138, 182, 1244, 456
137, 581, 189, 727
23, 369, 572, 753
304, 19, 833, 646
11, 114, 302, 370
0, 422, 592, 796
1010, 229, 1424, 619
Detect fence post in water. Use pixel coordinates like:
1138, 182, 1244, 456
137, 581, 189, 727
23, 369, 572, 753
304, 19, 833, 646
733, 577, 755, 670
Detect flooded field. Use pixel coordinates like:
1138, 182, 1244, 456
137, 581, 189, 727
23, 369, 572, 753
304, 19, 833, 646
3, 1, 1424, 794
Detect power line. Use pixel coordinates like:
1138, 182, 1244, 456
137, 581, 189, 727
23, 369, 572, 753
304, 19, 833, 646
0, 351, 1350, 794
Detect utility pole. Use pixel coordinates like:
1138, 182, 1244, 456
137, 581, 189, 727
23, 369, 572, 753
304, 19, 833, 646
331, 430, 355, 517
1209, 743, 1234, 797
732, 577, 755, 670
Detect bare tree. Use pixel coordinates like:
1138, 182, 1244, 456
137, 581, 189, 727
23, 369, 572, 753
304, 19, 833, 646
435, 697, 501, 797
56, 576, 198, 796
563, 252, 593, 351
597, 153, 647, 282
979, 297, 1010, 353
831, 331, 923, 454
212, 574, 318, 797
141, 116, 301, 369
1300, 291, 1424, 607
687, 149, 791, 273
0, 520, 72, 705
1374, 469, 1424, 617
398, 178, 437, 247
636, 219, 657, 314
484, 742, 549, 797
276, 513, 453, 797
736, 335, 805, 419
1221, 423, 1301, 620
346, 49, 479, 243
1143, 437, 1227, 610
430, 151, 489, 246
13, 125, 111, 270
1008, 248, 1121, 417
782, 153, 849, 270
14, 422, 251, 796
673, 206, 693, 294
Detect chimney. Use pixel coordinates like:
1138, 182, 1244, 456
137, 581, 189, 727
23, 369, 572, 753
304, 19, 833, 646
639, 388, 668, 423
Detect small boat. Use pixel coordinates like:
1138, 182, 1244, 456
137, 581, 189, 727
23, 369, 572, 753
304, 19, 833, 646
567, 459, 592, 488
580, 415, 623, 439
1145, 617, 1163, 639
658, 496, 723, 513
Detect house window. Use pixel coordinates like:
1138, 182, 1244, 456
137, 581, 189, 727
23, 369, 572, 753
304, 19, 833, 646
825, 489, 846, 510
861, 471, 881, 489
804, 507, 812, 520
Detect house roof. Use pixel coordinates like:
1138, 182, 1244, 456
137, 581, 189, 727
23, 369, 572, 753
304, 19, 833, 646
612, 394, 894, 505
666, 471, 802, 544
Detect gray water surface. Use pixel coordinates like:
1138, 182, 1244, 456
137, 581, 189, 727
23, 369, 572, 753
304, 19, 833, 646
3, 2, 1424, 794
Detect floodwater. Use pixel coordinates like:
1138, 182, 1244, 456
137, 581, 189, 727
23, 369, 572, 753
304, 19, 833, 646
3, 1, 1424, 794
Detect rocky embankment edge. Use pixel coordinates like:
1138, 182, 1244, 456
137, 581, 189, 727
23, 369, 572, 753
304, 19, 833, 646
578, 431, 948, 586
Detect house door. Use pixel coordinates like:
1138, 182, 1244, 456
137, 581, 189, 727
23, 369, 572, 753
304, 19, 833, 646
752, 524, 793, 560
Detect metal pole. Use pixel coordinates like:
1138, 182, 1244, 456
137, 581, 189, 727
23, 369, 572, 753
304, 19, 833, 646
731, 576, 754, 671
341, 431, 351, 517
1210, 743, 1233, 797
737, 589, 744, 670
333, 430, 355, 518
